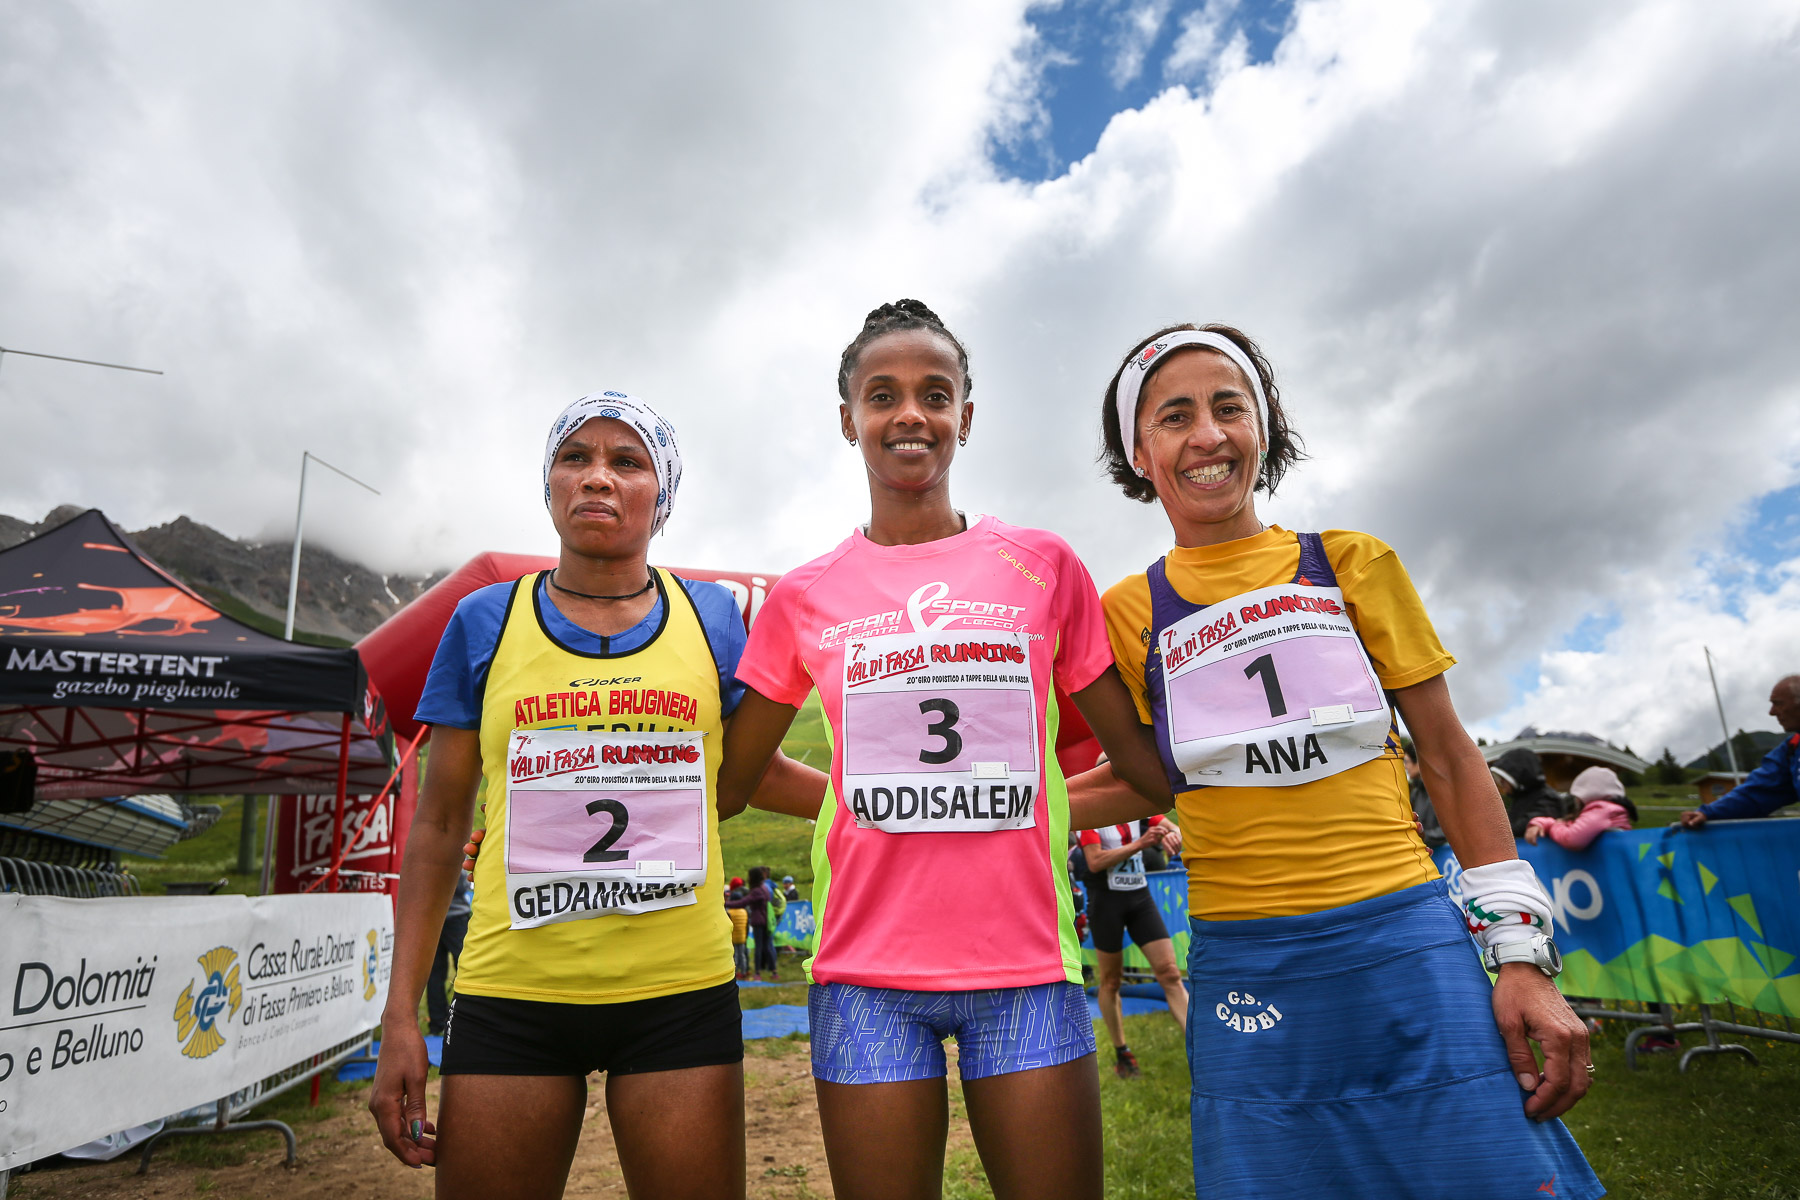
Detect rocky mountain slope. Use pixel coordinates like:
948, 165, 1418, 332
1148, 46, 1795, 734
0, 505, 446, 643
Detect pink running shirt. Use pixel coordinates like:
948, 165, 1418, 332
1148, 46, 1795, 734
735, 516, 1114, 990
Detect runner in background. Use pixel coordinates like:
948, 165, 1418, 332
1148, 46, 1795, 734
717, 300, 1174, 1200
725, 866, 776, 981
1077, 323, 1599, 1200
369, 391, 823, 1200
425, 871, 472, 1036
726, 878, 751, 979
1077, 818, 1187, 1078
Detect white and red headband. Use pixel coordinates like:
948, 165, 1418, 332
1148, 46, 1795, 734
1115, 330, 1268, 473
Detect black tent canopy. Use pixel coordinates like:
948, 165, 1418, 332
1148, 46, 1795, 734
0, 509, 391, 799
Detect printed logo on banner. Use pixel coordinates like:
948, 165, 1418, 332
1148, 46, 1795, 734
173, 946, 242, 1059
292, 793, 392, 879
362, 930, 380, 1002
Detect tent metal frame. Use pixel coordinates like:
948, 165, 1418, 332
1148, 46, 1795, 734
0, 704, 374, 797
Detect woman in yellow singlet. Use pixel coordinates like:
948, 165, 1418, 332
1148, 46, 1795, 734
1075, 325, 1602, 1200
369, 391, 821, 1200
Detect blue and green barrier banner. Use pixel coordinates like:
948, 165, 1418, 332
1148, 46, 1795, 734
773, 899, 814, 951
1434, 821, 1800, 1018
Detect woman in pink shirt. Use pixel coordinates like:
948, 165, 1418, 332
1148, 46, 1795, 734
718, 300, 1173, 1200
1524, 766, 1637, 849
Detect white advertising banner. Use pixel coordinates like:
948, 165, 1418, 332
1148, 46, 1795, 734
0, 892, 393, 1169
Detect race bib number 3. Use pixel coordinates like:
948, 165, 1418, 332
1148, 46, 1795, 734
1159, 582, 1391, 788
841, 631, 1040, 833
504, 729, 708, 929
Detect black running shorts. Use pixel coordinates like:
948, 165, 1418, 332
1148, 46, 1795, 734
439, 980, 743, 1077
1088, 885, 1169, 954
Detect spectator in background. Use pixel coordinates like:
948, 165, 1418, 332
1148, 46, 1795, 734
1137, 818, 1171, 872
1680, 675, 1800, 828
1079, 818, 1189, 1079
781, 875, 800, 902
1526, 767, 1637, 850
424, 870, 471, 1036
727, 878, 751, 979
1490, 747, 1569, 837
1405, 744, 1446, 849
726, 867, 777, 981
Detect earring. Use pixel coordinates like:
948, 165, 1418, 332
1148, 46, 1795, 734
847, 438, 857, 446
958, 436, 967, 445
1134, 466, 1148, 478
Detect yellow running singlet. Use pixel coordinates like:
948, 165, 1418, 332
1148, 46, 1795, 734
453, 569, 733, 1003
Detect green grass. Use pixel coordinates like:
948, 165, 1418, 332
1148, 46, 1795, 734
117, 793, 269, 895
935, 1011, 1800, 1199
1565, 1023, 1800, 1198
720, 691, 828, 899
738, 981, 811, 1009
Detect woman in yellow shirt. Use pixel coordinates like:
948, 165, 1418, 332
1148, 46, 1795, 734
369, 391, 820, 1200
1080, 324, 1600, 1200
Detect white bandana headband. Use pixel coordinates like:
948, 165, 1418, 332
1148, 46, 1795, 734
1114, 330, 1269, 476
542, 390, 683, 536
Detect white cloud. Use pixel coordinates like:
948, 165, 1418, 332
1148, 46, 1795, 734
5, 0, 1799, 758
1163, 0, 1246, 86
1473, 559, 1800, 760
1108, 0, 1177, 88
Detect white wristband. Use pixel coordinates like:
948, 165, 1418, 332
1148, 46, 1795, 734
1459, 859, 1553, 949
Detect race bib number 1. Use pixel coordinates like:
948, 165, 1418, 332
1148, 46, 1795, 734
1159, 581, 1392, 788
840, 630, 1040, 833
504, 729, 708, 929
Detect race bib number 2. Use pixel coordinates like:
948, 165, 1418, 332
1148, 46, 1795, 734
840, 630, 1040, 833
504, 729, 708, 929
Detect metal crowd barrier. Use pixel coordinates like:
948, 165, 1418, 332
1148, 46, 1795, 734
1572, 997, 1800, 1072
0, 856, 141, 897
135, 1031, 376, 1175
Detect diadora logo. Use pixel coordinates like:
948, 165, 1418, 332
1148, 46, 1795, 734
173, 946, 242, 1059
1214, 990, 1282, 1034
362, 930, 379, 1002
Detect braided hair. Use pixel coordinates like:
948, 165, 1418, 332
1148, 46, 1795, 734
836, 299, 973, 402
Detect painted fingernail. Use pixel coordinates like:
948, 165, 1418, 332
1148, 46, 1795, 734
410, 1119, 423, 1141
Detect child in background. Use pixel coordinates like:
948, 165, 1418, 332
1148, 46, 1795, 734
1524, 766, 1637, 849
726, 878, 751, 979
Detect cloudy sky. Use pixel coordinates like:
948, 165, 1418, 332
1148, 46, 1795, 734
5, 0, 1798, 759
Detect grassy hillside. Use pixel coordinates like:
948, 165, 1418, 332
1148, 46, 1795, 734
721, 691, 827, 897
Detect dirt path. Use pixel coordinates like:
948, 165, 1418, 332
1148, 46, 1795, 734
9, 1041, 981, 1200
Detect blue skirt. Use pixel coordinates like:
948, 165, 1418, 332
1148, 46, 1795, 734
1186, 879, 1603, 1199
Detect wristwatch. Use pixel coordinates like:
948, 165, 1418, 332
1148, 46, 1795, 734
1483, 932, 1562, 978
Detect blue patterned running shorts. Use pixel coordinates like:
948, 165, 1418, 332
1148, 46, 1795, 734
808, 980, 1096, 1084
